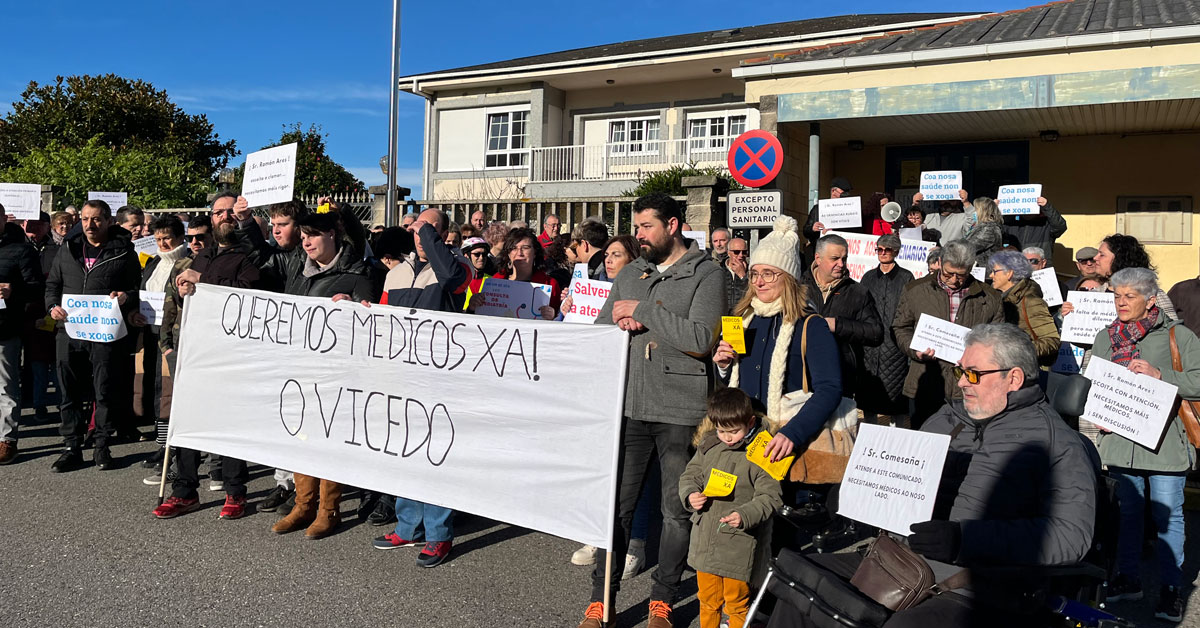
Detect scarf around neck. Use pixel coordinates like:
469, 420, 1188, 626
1107, 305, 1159, 366
730, 296, 797, 422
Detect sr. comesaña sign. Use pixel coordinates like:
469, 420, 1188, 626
727, 189, 782, 228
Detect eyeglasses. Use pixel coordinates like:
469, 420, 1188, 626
729, 249, 749, 256
184, 234, 208, 242
749, 269, 782, 283
1024, 257, 1041, 264
952, 365, 1011, 385
1078, 258, 1098, 265
875, 247, 897, 254
468, 250, 487, 257
940, 269, 971, 281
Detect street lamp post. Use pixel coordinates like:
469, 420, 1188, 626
385, 0, 403, 228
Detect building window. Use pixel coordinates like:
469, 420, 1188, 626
485, 110, 529, 168
608, 117, 661, 155
688, 114, 746, 151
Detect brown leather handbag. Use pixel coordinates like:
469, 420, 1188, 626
1168, 327, 1200, 448
850, 534, 969, 612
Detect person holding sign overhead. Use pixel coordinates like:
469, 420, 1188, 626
1002, 195, 1065, 266
1088, 268, 1200, 623
802, 176, 855, 261
912, 189, 973, 245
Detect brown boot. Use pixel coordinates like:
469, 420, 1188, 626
272, 473, 318, 534
304, 479, 342, 540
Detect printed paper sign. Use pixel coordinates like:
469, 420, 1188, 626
1060, 291, 1117, 344
838, 424, 951, 535
62, 294, 127, 343
996, 184, 1042, 216
571, 263, 588, 281
1051, 342, 1086, 374
746, 430, 793, 481
683, 231, 707, 250
899, 227, 923, 241
971, 265, 987, 282
828, 231, 935, 282
1083, 357, 1179, 449
168, 284, 629, 549
727, 189, 782, 228
818, 197, 862, 229
562, 277, 610, 324
703, 468, 738, 497
242, 142, 298, 207
722, 316, 746, 354
918, 171, 963, 201
909, 313, 970, 363
0, 183, 42, 220
139, 291, 166, 326
1031, 268, 1063, 307
133, 235, 159, 257
475, 278, 552, 319
88, 191, 129, 211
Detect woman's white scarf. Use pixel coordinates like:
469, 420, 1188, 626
147, 244, 187, 292
729, 297, 798, 422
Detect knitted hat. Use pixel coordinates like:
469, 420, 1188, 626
749, 216, 801, 279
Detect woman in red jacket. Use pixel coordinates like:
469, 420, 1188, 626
473, 227, 561, 319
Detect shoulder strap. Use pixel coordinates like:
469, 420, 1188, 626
799, 315, 815, 394
1021, 297, 1038, 342
933, 569, 971, 594
1170, 326, 1183, 372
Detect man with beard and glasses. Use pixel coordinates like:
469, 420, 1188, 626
575, 193, 726, 628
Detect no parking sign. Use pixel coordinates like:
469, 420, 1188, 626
726, 130, 783, 188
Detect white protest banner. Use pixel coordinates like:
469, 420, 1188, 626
0, 183, 42, 220
838, 424, 950, 535
475, 278, 552, 319
727, 189, 782, 228
970, 265, 987, 282
1031, 268, 1063, 307
996, 184, 1042, 216
562, 277, 610, 324
918, 171, 962, 201
88, 191, 129, 211
1060, 291, 1116, 344
683, 230, 707, 250
133, 235, 159, 258
242, 142, 298, 207
62, 294, 127, 343
831, 231, 935, 282
168, 285, 628, 549
1051, 341, 1086, 374
139, 291, 165, 326
817, 196, 862, 229
1083, 357, 1178, 449
909, 313, 970, 363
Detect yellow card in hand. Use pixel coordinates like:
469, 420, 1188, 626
746, 430, 793, 481
722, 316, 746, 354
703, 468, 738, 497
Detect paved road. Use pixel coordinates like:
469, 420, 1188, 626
2, 409, 1199, 627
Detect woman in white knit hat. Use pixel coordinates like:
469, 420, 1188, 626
713, 216, 844, 463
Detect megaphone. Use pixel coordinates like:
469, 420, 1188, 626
881, 201, 903, 223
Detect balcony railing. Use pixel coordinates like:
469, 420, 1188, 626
529, 137, 736, 183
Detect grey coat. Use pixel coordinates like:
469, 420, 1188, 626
597, 242, 726, 425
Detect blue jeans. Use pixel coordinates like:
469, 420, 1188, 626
1110, 469, 1186, 587
394, 497, 454, 543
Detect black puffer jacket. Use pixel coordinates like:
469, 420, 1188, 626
45, 226, 141, 317
1001, 203, 1067, 265
921, 385, 1099, 569
800, 272, 882, 398
281, 245, 378, 301
0, 223, 43, 340
858, 264, 914, 406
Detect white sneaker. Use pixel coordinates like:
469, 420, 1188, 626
207, 480, 225, 492
622, 544, 645, 580
571, 544, 598, 566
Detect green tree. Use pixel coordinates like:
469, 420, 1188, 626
237, 123, 365, 196
0, 137, 213, 208
622, 163, 742, 197
0, 74, 236, 179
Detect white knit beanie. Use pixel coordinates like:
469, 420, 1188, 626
748, 215, 801, 279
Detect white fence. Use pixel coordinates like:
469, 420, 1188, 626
530, 137, 735, 183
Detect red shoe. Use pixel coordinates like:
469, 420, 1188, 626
372, 532, 422, 550
153, 496, 200, 519
416, 540, 452, 567
219, 495, 247, 520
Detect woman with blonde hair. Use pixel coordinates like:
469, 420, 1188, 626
967, 196, 1004, 267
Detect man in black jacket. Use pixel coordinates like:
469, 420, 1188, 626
801, 234, 883, 399
45, 199, 142, 472
0, 204, 45, 464
859, 234, 915, 424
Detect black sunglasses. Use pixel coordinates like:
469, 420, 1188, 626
185, 234, 209, 242
952, 365, 1011, 384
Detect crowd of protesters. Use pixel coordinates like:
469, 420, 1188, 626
0, 180, 1198, 628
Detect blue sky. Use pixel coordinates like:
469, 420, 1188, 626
4, 0, 1030, 199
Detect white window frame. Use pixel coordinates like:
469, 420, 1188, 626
484, 104, 531, 170
687, 111, 749, 153
607, 116, 661, 156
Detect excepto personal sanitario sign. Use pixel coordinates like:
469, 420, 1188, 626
726, 189, 782, 228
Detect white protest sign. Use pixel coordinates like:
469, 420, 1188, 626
571, 263, 588, 281
563, 278, 611, 324
918, 171, 962, 201
996, 184, 1042, 216
168, 285, 628, 549
683, 230, 707, 250
242, 142, 298, 207
1083, 357, 1179, 449
1060, 291, 1116, 344
88, 191, 129, 211
727, 189, 782, 228
970, 265, 987, 282
1051, 341, 1086, 374
0, 183, 42, 220
909, 313, 970, 363
139, 291, 165, 326
133, 236, 159, 258
475, 278, 552, 319
817, 196, 862, 229
899, 227, 923, 241
62, 294, 127, 343
1031, 268, 1063, 307
829, 231, 935, 282
838, 424, 950, 535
